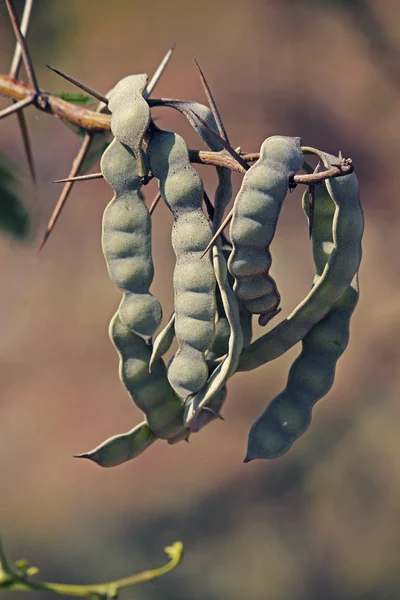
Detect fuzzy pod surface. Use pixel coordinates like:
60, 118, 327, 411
228, 136, 303, 323
147, 127, 217, 400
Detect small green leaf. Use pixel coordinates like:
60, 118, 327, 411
53, 92, 94, 105
0, 157, 30, 240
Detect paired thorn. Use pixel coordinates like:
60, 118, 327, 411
9, 0, 33, 79
146, 44, 176, 98
194, 59, 229, 143
46, 65, 109, 105
5, 0, 39, 93
190, 110, 250, 173
0, 95, 33, 120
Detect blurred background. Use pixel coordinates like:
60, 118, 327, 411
1, 1, 400, 598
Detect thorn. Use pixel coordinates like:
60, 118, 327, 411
9, 0, 33, 79
201, 207, 233, 258
145, 44, 176, 98
5, 0, 39, 93
52, 172, 103, 184
314, 160, 321, 174
46, 65, 108, 105
194, 59, 229, 143
190, 109, 250, 173
38, 132, 95, 251
337, 149, 343, 163
149, 191, 161, 215
16, 110, 36, 182
0, 95, 33, 120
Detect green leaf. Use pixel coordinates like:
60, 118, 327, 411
53, 92, 94, 105
0, 157, 30, 240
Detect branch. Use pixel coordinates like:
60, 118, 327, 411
0, 75, 354, 180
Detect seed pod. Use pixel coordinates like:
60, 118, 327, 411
147, 98, 232, 230
147, 127, 216, 400
110, 313, 186, 440
75, 422, 157, 468
184, 239, 243, 425
245, 159, 362, 460
107, 74, 150, 177
228, 136, 303, 323
101, 74, 161, 340
238, 150, 363, 372
101, 140, 162, 339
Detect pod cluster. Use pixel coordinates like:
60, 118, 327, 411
77, 73, 363, 467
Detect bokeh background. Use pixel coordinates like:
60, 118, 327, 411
1, 1, 400, 598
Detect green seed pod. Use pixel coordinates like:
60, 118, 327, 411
238, 150, 363, 372
228, 136, 303, 324
110, 313, 186, 440
147, 98, 232, 230
101, 140, 162, 340
75, 422, 157, 468
245, 158, 362, 460
147, 127, 216, 400
184, 239, 243, 425
107, 74, 150, 177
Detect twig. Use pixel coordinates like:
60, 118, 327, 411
0, 77, 355, 178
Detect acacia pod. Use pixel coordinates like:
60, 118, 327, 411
228, 136, 303, 322
245, 164, 362, 460
184, 239, 243, 425
107, 74, 150, 177
147, 127, 216, 400
148, 98, 232, 230
101, 139, 162, 339
75, 422, 157, 468
110, 313, 187, 440
245, 277, 359, 460
238, 150, 364, 372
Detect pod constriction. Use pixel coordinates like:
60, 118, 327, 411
238, 150, 364, 372
148, 127, 217, 401
228, 136, 303, 323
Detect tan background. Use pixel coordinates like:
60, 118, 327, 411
1, 1, 400, 598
